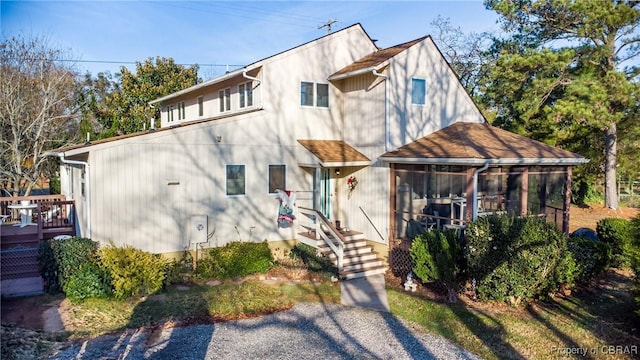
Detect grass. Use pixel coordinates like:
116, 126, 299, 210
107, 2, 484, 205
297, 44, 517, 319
2, 267, 638, 359
388, 268, 640, 360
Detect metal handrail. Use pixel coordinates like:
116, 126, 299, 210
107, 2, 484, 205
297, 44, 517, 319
359, 206, 386, 243
298, 207, 344, 271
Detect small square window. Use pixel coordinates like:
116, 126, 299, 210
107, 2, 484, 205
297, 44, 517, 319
268, 165, 286, 194
226, 165, 245, 196
411, 78, 426, 105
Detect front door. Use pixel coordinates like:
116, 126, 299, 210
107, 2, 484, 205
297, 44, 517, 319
314, 168, 332, 219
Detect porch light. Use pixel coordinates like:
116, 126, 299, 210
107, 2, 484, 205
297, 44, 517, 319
335, 168, 340, 175
216, 135, 222, 143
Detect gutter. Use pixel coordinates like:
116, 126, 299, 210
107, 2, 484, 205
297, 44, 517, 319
242, 70, 262, 109
380, 157, 589, 166
328, 66, 378, 81
372, 69, 390, 151
43, 151, 91, 239
472, 162, 490, 221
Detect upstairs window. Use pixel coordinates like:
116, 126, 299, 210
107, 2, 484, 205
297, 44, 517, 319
168, 105, 174, 122
300, 81, 329, 108
239, 82, 253, 108
198, 96, 203, 117
219, 88, 231, 112
178, 101, 186, 120
411, 78, 426, 105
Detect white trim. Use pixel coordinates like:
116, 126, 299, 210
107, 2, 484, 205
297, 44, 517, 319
149, 67, 246, 105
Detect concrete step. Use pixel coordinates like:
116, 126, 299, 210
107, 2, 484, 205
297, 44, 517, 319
340, 265, 387, 280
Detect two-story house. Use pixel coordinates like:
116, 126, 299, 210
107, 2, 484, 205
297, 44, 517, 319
49, 24, 587, 279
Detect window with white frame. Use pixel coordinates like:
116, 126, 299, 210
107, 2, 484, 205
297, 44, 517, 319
178, 101, 186, 120
239, 82, 253, 108
226, 164, 246, 196
411, 78, 426, 105
268, 165, 286, 194
300, 81, 329, 108
219, 88, 231, 112
198, 96, 203, 117
168, 105, 174, 122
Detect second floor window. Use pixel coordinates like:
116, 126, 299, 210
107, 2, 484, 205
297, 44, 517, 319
239, 82, 253, 108
219, 88, 231, 112
301, 82, 329, 108
178, 101, 186, 120
168, 105, 174, 122
411, 78, 426, 105
198, 96, 203, 117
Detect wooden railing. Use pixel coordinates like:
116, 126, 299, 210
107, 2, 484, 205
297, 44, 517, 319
298, 207, 345, 271
1, 195, 67, 222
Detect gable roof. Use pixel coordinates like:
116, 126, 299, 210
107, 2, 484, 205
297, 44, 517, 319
328, 36, 428, 81
381, 122, 588, 166
297, 140, 371, 167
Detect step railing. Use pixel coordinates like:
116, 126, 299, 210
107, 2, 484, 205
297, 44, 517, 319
298, 207, 344, 271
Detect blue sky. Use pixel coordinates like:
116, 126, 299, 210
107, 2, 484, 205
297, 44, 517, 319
1, 1, 500, 79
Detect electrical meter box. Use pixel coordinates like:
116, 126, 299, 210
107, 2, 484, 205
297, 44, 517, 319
190, 215, 208, 247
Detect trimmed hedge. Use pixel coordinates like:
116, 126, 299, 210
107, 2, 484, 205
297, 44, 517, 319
465, 214, 575, 304
99, 243, 169, 299
410, 229, 460, 302
596, 218, 634, 268
289, 243, 337, 275
195, 241, 274, 279
567, 237, 611, 284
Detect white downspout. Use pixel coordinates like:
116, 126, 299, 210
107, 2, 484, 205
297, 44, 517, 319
45, 152, 91, 239
472, 162, 490, 221
242, 70, 262, 108
372, 69, 389, 151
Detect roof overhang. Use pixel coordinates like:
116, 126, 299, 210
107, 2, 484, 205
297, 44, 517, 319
328, 65, 384, 81
297, 140, 371, 168
381, 157, 590, 166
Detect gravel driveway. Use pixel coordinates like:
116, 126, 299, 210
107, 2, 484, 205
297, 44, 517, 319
49, 303, 478, 360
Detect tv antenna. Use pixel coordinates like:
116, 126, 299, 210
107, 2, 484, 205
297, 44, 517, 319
318, 19, 338, 34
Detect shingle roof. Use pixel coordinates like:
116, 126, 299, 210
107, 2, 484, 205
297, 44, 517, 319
329, 37, 428, 79
297, 140, 370, 165
381, 122, 587, 165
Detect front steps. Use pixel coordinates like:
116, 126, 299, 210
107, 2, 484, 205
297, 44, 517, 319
298, 230, 386, 280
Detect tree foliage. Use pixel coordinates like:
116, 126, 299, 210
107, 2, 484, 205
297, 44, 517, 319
482, 0, 640, 209
0, 35, 79, 196
96, 57, 199, 138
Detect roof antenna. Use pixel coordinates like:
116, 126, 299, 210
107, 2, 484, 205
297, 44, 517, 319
318, 19, 337, 34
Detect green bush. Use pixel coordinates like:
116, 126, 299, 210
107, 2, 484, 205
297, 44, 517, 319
99, 243, 168, 299
63, 262, 112, 302
410, 230, 460, 302
289, 243, 337, 275
596, 218, 634, 268
465, 214, 575, 304
38, 240, 60, 293
164, 251, 194, 285
567, 237, 611, 284
195, 241, 274, 279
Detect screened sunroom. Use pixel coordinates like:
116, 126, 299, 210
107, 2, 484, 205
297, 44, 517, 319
381, 122, 588, 239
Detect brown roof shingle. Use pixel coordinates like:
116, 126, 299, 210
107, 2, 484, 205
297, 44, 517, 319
330, 37, 428, 79
297, 140, 370, 165
382, 122, 586, 164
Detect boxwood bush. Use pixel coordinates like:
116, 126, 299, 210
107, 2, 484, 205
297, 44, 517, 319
410, 229, 460, 302
99, 243, 169, 299
289, 243, 337, 275
596, 218, 634, 268
567, 236, 611, 285
465, 214, 576, 304
195, 241, 274, 279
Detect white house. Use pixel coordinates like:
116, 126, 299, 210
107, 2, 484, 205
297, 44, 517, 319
49, 24, 587, 279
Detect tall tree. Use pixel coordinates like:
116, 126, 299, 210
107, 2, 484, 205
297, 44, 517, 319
0, 35, 79, 196
100, 57, 199, 137
483, 0, 640, 209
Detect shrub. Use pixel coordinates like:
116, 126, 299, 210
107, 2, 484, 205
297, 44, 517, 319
465, 214, 575, 304
164, 251, 194, 285
63, 262, 112, 302
410, 230, 460, 302
38, 240, 60, 293
596, 218, 633, 268
567, 237, 611, 284
99, 243, 168, 299
289, 243, 337, 275
195, 241, 274, 279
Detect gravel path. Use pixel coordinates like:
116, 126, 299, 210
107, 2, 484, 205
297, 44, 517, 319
49, 303, 479, 360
